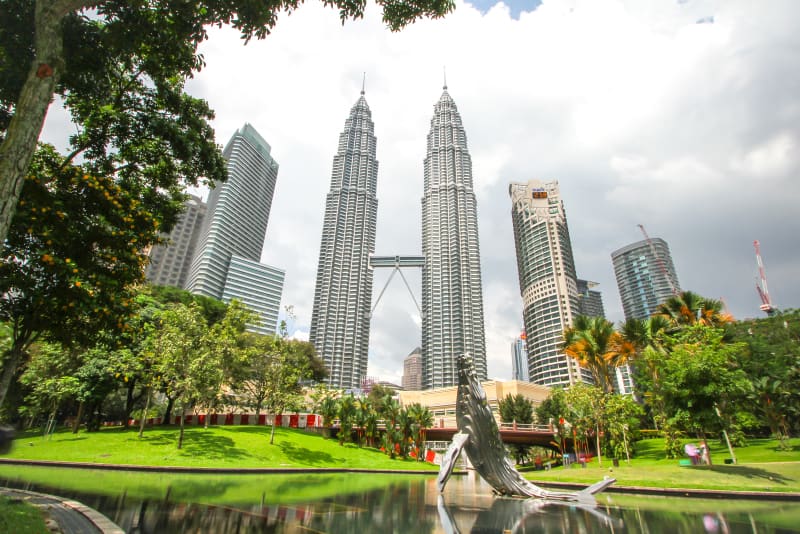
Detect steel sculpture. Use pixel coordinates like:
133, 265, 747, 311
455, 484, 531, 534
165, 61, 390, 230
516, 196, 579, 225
437, 355, 615, 504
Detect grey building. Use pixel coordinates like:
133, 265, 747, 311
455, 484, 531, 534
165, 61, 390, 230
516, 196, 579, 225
576, 279, 605, 318
145, 195, 206, 288
402, 347, 423, 391
611, 238, 680, 320
511, 337, 529, 381
309, 90, 379, 389
509, 180, 591, 388
421, 85, 487, 389
185, 123, 284, 334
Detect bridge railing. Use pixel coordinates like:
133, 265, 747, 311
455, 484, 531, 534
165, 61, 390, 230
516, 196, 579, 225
327, 417, 552, 432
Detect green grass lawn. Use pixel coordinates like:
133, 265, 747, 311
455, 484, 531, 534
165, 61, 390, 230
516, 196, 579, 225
0, 496, 49, 534
5, 424, 438, 471
526, 437, 800, 493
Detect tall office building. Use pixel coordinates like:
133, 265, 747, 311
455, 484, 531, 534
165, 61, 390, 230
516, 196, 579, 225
185, 123, 284, 334
576, 279, 606, 318
611, 238, 680, 320
402, 347, 423, 391
509, 180, 591, 388
309, 89, 379, 389
145, 195, 206, 288
511, 336, 529, 381
421, 85, 487, 389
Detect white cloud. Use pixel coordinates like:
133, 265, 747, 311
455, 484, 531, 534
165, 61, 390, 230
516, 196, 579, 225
41, 0, 800, 382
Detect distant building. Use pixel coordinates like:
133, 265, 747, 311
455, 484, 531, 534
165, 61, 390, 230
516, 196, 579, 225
509, 180, 591, 388
611, 237, 680, 320
145, 195, 206, 288
402, 348, 423, 391
399, 380, 551, 426
576, 279, 605, 318
511, 337, 529, 382
185, 124, 284, 334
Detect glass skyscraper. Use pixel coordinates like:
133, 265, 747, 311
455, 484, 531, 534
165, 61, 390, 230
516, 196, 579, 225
509, 180, 590, 388
611, 238, 680, 321
421, 85, 487, 389
309, 90, 379, 390
185, 123, 284, 334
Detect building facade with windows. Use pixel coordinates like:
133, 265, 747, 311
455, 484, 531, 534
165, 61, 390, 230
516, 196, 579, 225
611, 238, 680, 321
509, 180, 591, 388
511, 336, 529, 382
309, 90, 379, 389
402, 347, 423, 391
185, 123, 283, 334
421, 85, 487, 389
145, 195, 206, 288
576, 279, 605, 318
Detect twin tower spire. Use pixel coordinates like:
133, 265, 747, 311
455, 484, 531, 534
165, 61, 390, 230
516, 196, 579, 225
309, 83, 487, 390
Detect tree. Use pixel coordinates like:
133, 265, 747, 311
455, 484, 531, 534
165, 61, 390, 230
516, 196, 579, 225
498, 393, 535, 464
656, 325, 751, 446
562, 315, 634, 394
0, 147, 162, 410
728, 310, 800, 445
261, 339, 317, 444
230, 333, 283, 418
563, 384, 605, 463
656, 291, 732, 331
18, 342, 81, 431
368, 383, 395, 406
406, 403, 433, 460
536, 388, 569, 455
147, 302, 215, 449
0, 0, 456, 247
337, 394, 356, 445
603, 394, 643, 462
498, 394, 534, 426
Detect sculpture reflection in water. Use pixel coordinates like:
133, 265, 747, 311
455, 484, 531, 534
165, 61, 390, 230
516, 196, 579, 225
437, 355, 615, 503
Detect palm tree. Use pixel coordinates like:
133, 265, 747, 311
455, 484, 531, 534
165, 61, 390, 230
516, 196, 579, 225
337, 395, 356, 445
407, 403, 434, 460
562, 316, 635, 394
656, 291, 732, 330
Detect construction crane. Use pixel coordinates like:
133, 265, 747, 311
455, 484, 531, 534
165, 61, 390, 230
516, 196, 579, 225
638, 224, 678, 295
753, 240, 776, 316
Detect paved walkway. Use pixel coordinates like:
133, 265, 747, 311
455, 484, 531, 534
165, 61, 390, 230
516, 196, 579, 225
0, 487, 123, 534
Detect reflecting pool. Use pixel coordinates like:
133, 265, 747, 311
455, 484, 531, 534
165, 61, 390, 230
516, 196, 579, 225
1, 466, 798, 533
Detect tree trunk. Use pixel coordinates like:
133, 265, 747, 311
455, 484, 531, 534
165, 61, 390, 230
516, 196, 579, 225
0, 0, 85, 245
138, 388, 151, 438
162, 396, 175, 425
270, 421, 276, 444
124, 379, 143, 429
177, 405, 185, 449
71, 401, 84, 434
0, 345, 27, 410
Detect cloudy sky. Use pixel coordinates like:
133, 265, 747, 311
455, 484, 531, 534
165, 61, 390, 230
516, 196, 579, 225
44, 0, 800, 383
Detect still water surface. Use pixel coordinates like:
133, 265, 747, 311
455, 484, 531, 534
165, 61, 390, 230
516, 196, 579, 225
1, 467, 799, 533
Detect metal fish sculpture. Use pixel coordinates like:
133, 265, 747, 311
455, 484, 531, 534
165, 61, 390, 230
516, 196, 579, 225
437, 354, 614, 504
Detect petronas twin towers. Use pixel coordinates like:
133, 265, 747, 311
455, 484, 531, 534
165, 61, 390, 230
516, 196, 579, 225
310, 84, 487, 390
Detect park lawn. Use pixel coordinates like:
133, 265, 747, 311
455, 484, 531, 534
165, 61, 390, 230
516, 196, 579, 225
527, 437, 800, 493
5, 425, 438, 471
0, 496, 49, 534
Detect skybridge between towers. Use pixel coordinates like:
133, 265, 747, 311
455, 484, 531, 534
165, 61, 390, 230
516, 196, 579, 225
369, 255, 424, 319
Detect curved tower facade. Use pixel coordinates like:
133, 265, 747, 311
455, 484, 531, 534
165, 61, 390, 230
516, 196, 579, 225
611, 238, 680, 320
309, 91, 379, 390
185, 124, 284, 335
509, 180, 589, 387
421, 86, 487, 389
